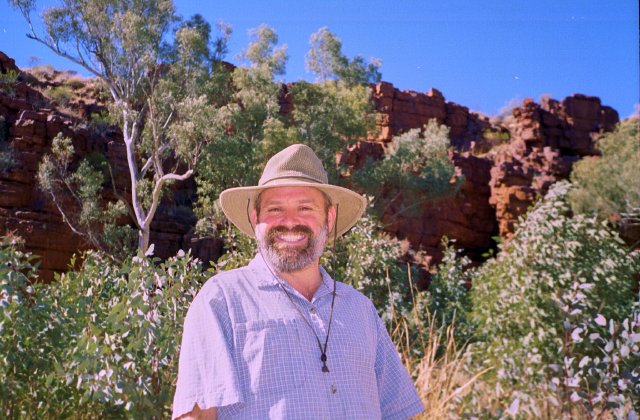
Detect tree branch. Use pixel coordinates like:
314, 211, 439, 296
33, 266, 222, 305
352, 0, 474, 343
142, 169, 194, 228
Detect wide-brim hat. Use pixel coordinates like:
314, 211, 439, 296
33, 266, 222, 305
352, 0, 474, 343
220, 144, 367, 238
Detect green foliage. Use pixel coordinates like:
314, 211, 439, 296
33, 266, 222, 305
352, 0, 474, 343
0, 69, 19, 97
422, 242, 475, 344
87, 110, 117, 137
12, 0, 233, 253
0, 115, 14, 174
569, 118, 640, 223
53, 250, 205, 418
289, 80, 376, 181
213, 224, 258, 271
240, 24, 288, 76
194, 24, 290, 232
0, 236, 82, 417
353, 119, 463, 219
44, 84, 74, 107
306, 27, 382, 85
38, 133, 136, 258
321, 211, 417, 323
0, 238, 207, 418
463, 181, 639, 417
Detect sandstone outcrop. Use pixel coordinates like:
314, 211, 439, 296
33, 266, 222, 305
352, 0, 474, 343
489, 96, 619, 237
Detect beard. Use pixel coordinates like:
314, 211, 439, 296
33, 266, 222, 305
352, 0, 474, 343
256, 223, 328, 273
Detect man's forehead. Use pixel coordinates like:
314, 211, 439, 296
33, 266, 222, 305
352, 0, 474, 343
259, 186, 325, 203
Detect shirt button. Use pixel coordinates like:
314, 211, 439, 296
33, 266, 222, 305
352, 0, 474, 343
330, 385, 337, 394
310, 306, 317, 314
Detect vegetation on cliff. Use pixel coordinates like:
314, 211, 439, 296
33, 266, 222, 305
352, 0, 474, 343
569, 118, 640, 248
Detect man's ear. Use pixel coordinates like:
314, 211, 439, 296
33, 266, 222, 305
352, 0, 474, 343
250, 208, 258, 230
327, 205, 337, 234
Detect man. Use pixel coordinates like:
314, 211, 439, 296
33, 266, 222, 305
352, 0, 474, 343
173, 144, 424, 419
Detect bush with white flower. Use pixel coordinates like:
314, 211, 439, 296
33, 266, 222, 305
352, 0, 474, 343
0, 239, 206, 418
461, 181, 640, 417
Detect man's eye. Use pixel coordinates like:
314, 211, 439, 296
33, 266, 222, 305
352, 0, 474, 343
267, 207, 281, 213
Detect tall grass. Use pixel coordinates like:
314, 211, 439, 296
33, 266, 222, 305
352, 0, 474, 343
389, 268, 490, 418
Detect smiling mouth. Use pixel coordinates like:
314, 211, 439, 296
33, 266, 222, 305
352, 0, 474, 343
276, 233, 307, 244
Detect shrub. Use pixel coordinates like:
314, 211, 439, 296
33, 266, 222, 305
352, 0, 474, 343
0, 238, 207, 418
0, 236, 80, 417
320, 210, 417, 323
48, 250, 206, 418
44, 85, 74, 108
569, 118, 640, 220
461, 181, 639, 417
0, 69, 19, 97
38, 133, 136, 259
421, 242, 475, 346
352, 119, 463, 220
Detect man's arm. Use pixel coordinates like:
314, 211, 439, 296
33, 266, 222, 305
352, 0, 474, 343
176, 403, 217, 420
172, 284, 243, 419
373, 307, 425, 419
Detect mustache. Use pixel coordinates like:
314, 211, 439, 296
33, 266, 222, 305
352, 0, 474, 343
266, 225, 314, 240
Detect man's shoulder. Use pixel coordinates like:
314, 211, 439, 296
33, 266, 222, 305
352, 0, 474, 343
199, 264, 256, 295
333, 280, 376, 309
194, 266, 254, 301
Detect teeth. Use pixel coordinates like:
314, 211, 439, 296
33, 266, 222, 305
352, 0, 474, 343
278, 234, 305, 242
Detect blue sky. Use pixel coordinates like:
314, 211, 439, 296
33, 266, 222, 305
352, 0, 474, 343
1, 0, 638, 118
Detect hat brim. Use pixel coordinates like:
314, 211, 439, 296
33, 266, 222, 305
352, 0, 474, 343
219, 179, 368, 238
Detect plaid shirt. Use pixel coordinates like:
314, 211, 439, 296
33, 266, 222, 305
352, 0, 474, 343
172, 255, 424, 419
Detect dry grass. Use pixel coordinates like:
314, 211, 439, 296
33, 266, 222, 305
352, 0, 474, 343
387, 268, 490, 419
415, 322, 488, 418
392, 311, 491, 419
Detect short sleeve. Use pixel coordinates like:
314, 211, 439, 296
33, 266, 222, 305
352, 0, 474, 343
172, 286, 244, 419
374, 310, 425, 420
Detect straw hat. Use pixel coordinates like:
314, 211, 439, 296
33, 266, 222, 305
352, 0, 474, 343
219, 144, 367, 238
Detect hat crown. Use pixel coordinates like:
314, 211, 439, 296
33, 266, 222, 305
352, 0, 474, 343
259, 144, 328, 186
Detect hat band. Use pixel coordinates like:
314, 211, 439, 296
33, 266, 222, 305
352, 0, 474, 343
260, 175, 326, 186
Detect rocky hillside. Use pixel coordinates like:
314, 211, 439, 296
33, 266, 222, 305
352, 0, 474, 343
0, 51, 622, 280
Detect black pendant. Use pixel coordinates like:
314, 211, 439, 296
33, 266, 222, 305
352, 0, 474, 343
321, 353, 329, 372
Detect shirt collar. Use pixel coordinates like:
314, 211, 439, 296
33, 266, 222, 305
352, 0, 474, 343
248, 253, 340, 297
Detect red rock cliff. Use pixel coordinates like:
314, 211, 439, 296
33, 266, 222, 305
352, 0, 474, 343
0, 51, 622, 278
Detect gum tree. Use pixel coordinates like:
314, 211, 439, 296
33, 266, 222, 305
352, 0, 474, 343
10, 0, 225, 252
306, 26, 382, 85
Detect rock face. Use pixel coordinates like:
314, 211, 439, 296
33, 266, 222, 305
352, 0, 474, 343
0, 51, 622, 278
371, 82, 492, 149
363, 83, 498, 265
489, 96, 619, 236
343, 83, 620, 269
0, 52, 221, 280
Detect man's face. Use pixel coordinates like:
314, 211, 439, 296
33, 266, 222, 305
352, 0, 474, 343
251, 186, 336, 273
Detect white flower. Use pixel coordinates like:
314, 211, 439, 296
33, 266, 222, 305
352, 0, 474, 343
620, 345, 630, 358
571, 328, 584, 342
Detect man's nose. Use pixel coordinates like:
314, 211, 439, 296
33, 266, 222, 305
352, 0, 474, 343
279, 209, 302, 227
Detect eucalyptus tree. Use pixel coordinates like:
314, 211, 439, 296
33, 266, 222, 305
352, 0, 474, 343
306, 26, 382, 86
10, 0, 227, 252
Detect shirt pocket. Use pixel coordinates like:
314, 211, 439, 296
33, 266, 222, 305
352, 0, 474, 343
234, 318, 307, 395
